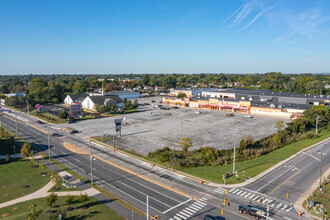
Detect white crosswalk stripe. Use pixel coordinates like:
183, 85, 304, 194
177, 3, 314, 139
249, 194, 255, 199
271, 203, 275, 207
169, 218, 175, 220
178, 211, 190, 218
175, 213, 186, 219
241, 192, 247, 196
181, 209, 193, 216
190, 204, 202, 209
262, 199, 268, 204
276, 203, 283, 209
281, 205, 288, 210
232, 189, 239, 193
188, 205, 199, 211
229, 188, 235, 192
184, 207, 195, 213
173, 217, 181, 220
196, 201, 207, 206
244, 193, 251, 197
236, 191, 243, 196
286, 206, 293, 212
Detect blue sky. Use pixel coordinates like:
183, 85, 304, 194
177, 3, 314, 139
0, 0, 330, 74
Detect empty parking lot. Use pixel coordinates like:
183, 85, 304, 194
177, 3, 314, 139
56, 97, 291, 156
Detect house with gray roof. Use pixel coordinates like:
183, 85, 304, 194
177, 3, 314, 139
64, 94, 88, 104
81, 95, 124, 110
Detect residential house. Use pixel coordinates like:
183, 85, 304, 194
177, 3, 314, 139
64, 94, 88, 104
81, 95, 124, 110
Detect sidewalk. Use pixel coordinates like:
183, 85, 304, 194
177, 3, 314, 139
0, 170, 99, 209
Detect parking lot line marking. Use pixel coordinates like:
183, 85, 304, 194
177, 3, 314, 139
162, 199, 192, 214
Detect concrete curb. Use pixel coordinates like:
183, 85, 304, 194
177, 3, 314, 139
294, 167, 330, 220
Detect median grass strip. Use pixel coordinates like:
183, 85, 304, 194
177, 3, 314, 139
181, 130, 330, 184
0, 196, 125, 220
0, 159, 51, 203
29, 111, 67, 124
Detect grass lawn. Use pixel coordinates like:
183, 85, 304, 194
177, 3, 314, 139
303, 176, 329, 218
29, 111, 67, 124
180, 130, 330, 184
0, 138, 18, 155
91, 136, 113, 142
0, 159, 51, 203
0, 196, 125, 220
48, 182, 81, 192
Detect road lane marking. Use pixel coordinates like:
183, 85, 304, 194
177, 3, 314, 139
162, 199, 192, 214
267, 170, 302, 196
257, 166, 294, 192
302, 152, 321, 162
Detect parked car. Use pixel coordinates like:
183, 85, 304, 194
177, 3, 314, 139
225, 113, 234, 117
144, 103, 150, 105
151, 100, 156, 103
244, 114, 253, 118
52, 133, 60, 137
238, 205, 266, 219
204, 215, 217, 220
36, 120, 43, 124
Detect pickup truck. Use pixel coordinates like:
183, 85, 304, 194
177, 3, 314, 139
238, 205, 266, 219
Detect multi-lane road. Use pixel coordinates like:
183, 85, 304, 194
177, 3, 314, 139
1, 110, 328, 220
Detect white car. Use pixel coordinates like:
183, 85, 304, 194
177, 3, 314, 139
244, 114, 253, 118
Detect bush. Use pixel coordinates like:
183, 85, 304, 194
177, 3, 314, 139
59, 110, 68, 119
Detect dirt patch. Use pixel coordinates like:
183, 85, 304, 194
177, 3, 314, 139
1, 213, 9, 217
2, 193, 9, 197
66, 207, 74, 212
11, 207, 18, 211
63, 142, 89, 155
2, 184, 8, 188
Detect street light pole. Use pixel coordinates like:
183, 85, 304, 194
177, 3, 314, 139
233, 141, 236, 174
316, 115, 319, 135
15, 111, 18, 137
181, 120, 183, 138
48, 122, 51, 161
113, 134, 116, 152
89, 141, 93, 186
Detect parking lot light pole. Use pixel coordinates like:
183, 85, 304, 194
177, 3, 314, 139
172, 145, 175, 171
113, 135, 116, 152
233, 141, 236, 174
89, 141, 94, 186
15, 111, 18, 137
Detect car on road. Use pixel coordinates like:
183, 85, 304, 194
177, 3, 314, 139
238, 205, 266, 219
151, 100, 156, 103
144, 103, 150, 105
70, 130, 79, 134
203, 215, 223, 220
36, 120, 43, 124
225, 113, 234, 117
52, 133, 60, 137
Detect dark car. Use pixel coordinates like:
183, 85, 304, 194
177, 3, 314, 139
144, 103, 150, 105
151, 100, 156, 103
238, 205, 266, 219
204, 215, 223, 220
36, 120, 43, 124
68, 119, 76, 124
70, 130, 79, 134
52, 133, 60, 137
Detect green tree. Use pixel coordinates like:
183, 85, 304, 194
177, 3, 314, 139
133, 99, 139, 109
21, 143, 32, 158
275, 121, 285, 133
110, 104, 118, 112
59, 110, 68, 119
179, 137, 192, 151
72, 81, 86, 94
29, 78, 47, 94
46, 192, 58, 208
79, 193, 89, 206
142, 74, 150, 86
26, 203, 42, 220
66, 195, 75, 208
177, 93, 187, 99
52, 170, 62, 185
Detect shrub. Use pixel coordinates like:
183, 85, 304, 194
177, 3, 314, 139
59, 111, 68, 119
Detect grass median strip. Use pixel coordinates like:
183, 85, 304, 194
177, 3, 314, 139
180, 130, 330, 184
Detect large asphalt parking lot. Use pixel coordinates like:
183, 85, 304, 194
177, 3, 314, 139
55, 96, 291, 156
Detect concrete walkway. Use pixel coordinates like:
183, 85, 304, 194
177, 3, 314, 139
0, 171, 100, 209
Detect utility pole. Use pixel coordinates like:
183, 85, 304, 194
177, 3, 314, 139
113, 135, 116, 152
89, 141, 93, 186
146, 196, 149, 220
316, 115, 319, 135
172, 145, 175, 171
233, 141, 236, 174
27, 100, 29, 115
319, 152, 322, 186
181, 120, 183, 138
266, 199, 270, 219
48, 122, 51, 161
15, 111, 18, 137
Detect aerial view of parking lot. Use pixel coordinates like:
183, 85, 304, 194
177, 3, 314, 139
55, 97, 290, 156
